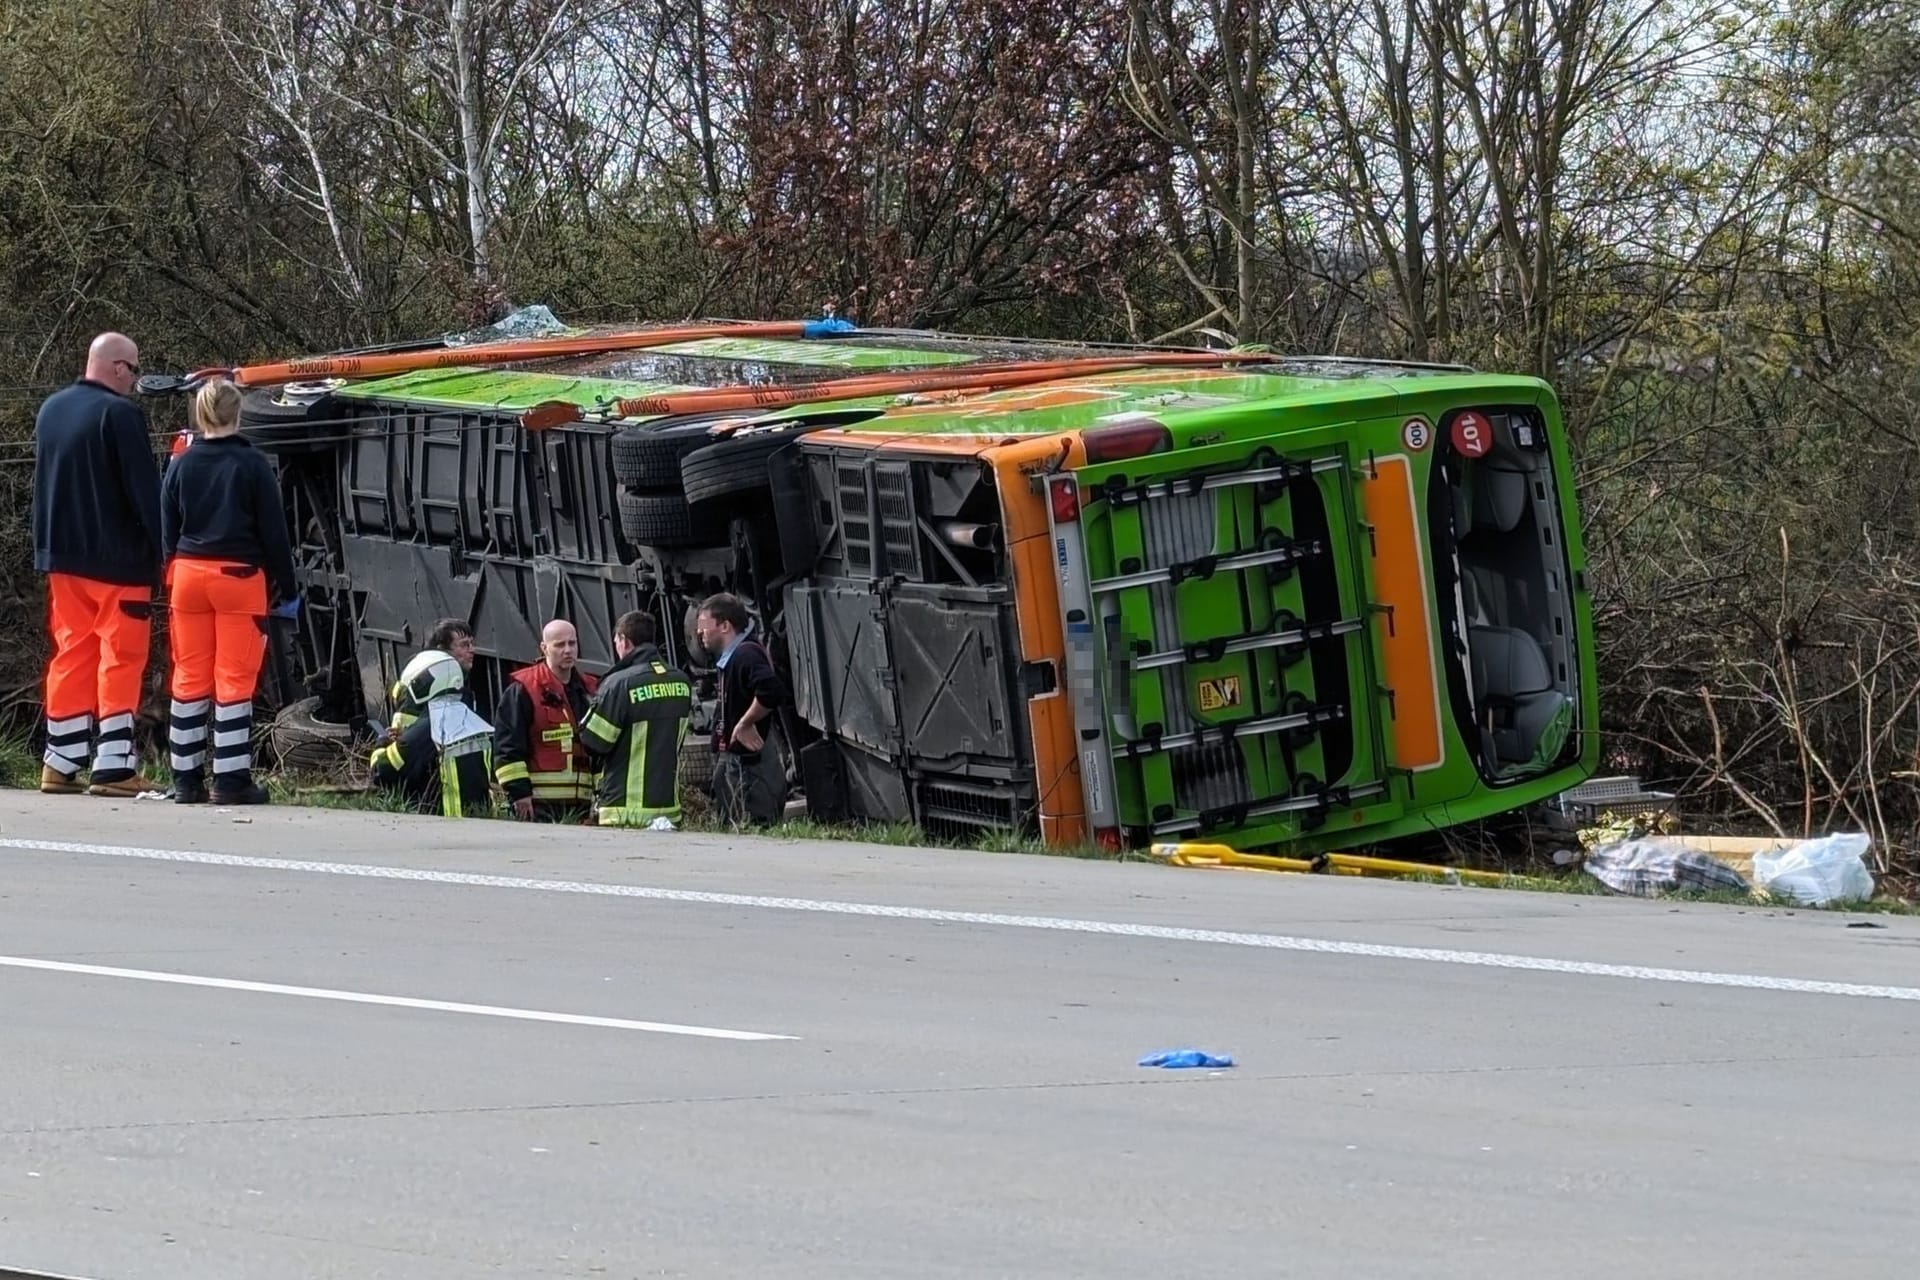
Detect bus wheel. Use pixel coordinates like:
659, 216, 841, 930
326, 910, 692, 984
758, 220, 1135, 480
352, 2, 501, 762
680, 424, 816, 510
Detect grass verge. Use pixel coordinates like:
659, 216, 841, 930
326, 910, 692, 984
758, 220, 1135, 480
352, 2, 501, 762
1, 729, 1912, 913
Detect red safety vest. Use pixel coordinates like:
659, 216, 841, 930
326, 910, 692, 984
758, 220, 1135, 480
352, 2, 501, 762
170, 429, 192, 459
507, 662, 601, 802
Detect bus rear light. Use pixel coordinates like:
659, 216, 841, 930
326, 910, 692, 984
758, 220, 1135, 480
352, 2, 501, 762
1049, 476, 1081, 524
1083, 415, 1172, 464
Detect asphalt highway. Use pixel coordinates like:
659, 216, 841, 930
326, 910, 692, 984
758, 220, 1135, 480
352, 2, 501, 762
2, 793, 1918, 1278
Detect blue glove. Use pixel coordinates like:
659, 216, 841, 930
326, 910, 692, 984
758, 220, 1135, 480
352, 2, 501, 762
271, 597, 302, 620
1138, 1049, 1234, 1069
802, 317, 857, 337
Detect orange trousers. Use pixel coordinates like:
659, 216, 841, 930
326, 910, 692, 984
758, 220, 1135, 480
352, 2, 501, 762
44, 573, 153, 777
166, 557, 268, 781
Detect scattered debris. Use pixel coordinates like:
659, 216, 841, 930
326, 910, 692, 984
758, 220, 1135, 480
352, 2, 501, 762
1576, 806, 1682, 852
1752, 834, 1875, 907
1546, 776, 1677, 832
1581, 838, 1750, 898
443, 303, 569, 346
1139, 1049, 1234, 1070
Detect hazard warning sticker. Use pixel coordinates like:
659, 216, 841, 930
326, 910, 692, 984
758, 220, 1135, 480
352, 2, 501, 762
1197, 675, 1242, 712
1401, 417, 1432, 451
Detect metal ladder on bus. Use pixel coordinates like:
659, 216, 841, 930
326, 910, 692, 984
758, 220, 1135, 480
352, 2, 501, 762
1051, 444, 1392, 842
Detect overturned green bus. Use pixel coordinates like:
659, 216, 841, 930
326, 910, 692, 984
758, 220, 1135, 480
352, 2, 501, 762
230, 320, 1596, 853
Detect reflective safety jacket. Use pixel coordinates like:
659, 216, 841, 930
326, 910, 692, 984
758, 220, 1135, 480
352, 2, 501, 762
369, 699, 494, 818
579, 645, 694, 826
492, 662, 599, 806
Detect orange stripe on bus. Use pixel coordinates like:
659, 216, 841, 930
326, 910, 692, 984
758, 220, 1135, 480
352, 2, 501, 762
1361, 456, 1444, 771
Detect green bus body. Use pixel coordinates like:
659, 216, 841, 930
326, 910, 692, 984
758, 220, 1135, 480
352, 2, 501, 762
298, 333, 1596, 855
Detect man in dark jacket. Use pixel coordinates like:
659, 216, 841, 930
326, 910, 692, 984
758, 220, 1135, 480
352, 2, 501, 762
492, 618, 600, 821
31, 333, 164, 797
693, 593, 789, 826
580, 611, 694, 827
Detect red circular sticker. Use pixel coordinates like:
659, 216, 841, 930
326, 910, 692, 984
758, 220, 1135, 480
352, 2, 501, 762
1451, 411, 1493, 458
1401, 417, 1432, 451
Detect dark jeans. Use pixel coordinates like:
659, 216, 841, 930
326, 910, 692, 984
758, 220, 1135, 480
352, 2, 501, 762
711, 750, 786, 827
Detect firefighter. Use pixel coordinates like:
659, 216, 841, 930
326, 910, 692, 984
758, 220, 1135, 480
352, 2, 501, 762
579, 610, 693, 828
31, 332, 166, 797
385, 618, 476, 738
368, 648, 494, 817
160, 378, 297, 806
492, 618, 600, 821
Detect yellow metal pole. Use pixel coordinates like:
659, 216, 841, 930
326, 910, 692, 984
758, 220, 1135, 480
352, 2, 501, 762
1148, 842, 1509, 886
1322, 853, 1510, 887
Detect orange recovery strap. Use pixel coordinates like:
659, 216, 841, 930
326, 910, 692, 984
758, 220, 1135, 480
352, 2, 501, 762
516, 351, 1281, 430
181, 320, 861, 389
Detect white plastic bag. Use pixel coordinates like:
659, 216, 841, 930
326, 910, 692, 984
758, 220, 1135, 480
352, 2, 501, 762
1752, 833, 1875, 906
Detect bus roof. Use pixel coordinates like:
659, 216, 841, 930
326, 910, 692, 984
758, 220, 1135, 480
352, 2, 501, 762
325, 324, 1531, 429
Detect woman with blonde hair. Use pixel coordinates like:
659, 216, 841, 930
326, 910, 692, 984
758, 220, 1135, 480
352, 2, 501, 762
160, 379, 297, 805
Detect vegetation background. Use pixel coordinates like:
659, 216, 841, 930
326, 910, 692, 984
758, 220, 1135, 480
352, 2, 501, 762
3, 0, 1916, 868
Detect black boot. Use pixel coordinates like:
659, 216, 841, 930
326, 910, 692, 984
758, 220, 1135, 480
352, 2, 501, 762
210, 773, 270, 806
172, 768, 208, 805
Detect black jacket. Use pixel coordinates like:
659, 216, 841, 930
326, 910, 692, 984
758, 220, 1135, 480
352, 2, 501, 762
580, 645, 694, 824
160, 435, 297, 604
715, 634, 787, 757
32, 379, 164, 587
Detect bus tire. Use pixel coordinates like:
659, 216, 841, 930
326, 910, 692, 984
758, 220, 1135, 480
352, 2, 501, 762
239, 387, 343, 455
618, 490, 729, 549
611, 420, 723, 489
680, 425, 817, 509
269, 695, 356, 771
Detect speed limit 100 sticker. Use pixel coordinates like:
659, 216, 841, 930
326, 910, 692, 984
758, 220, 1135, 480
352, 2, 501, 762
1452, 410, 1493, 458
1401, 417, 1432, 451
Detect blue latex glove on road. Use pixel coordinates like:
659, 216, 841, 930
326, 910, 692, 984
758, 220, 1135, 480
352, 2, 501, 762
1139, 1049, 1234, 1069
271, 597, 302, 620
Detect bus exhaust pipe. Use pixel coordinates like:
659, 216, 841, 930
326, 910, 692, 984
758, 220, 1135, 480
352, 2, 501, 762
935, 519, 1000, 551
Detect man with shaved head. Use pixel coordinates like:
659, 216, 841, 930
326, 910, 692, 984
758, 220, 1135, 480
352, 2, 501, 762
31, 331, 165, 796
492, 616, 600, 821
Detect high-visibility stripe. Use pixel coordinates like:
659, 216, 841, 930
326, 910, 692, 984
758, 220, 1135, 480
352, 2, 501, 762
211, 701, 252, 776
170, 696, 211, 772
624, 722, 650, 818
95, 711, 137, 774
439, 755, 463, 818
526, 769, 594, 801
596, 804, 681, 826
581, 710, 619, 750
495, 760, 530, 785
43, 711, 91, 773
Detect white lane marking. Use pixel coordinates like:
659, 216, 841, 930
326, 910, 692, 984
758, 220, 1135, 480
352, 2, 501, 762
3, 837, 1916, 1003
0, 955, 796, 1041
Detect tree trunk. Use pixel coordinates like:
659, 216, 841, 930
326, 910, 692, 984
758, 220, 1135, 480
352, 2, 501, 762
451, 0, 494, 292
